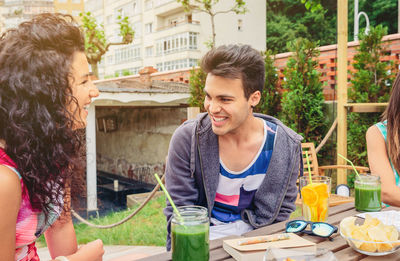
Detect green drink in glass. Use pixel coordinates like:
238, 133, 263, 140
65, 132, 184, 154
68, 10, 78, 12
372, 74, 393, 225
171, 206, 209, 261
354, 175, 381, 212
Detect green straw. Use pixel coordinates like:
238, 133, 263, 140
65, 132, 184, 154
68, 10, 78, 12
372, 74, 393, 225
337, 153, 361, 179
305, 151, 313, 184
154, 173, 181, 217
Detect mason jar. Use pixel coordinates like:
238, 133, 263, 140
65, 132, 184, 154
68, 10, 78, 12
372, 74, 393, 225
171, 206, 209, 261
354, 174, 382, 212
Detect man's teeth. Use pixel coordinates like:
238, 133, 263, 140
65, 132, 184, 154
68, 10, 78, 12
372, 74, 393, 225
214, 117, 226, 122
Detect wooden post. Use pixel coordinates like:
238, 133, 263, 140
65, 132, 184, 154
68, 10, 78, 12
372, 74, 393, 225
86, 104, 98, 212
187, 107, 200, 120
337, 0, 348, 185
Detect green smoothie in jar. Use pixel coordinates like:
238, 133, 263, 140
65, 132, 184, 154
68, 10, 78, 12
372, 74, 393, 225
354, 175, 381, 212
171, 206, 209, 261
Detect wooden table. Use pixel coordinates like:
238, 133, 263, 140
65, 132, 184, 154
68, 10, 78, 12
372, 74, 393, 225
139, 203, 400, 261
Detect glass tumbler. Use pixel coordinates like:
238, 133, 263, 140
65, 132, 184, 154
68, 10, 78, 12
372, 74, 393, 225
300, 176, 331, 222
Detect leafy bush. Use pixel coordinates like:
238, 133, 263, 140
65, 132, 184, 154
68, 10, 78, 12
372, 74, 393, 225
255, 50, 281, 117
122, 69, 131, 76
187, 66, 207, 111
348, 25, 397, 169
280, 38, 327, 144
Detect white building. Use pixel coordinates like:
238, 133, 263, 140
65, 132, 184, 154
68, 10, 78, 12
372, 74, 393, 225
85, 0, 266, 79
2, 0, 54, 30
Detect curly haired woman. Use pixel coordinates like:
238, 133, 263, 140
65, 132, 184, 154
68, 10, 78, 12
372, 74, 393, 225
367, 73, 400, 207
0, 14, 104, 260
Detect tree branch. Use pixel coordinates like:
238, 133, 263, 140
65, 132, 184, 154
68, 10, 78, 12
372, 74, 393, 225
214, 7, 237, 15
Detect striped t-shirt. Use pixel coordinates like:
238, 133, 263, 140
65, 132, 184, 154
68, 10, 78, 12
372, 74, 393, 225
211, 120, 277, 223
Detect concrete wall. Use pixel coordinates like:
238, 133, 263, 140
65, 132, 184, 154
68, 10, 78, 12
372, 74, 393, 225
96, 106, 186, 184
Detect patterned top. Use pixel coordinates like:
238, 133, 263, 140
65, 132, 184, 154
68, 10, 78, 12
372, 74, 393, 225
375, 121, 400, 187
211, 120, 277, 223
0, 148, 63, 261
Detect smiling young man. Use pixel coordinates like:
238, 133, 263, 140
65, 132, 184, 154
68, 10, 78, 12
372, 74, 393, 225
164, 45, 303, 250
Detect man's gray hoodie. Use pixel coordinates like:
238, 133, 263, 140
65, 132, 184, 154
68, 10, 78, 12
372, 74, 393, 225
164, 112, 303, 250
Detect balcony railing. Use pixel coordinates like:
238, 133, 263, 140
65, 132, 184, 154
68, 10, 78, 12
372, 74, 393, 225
156, 20, 200, 32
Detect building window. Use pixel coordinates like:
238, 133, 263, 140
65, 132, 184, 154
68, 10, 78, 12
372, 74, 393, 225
145, 23, 152, 34
145, 46, 153, 57
114, 44, 141, 64
58, 9, 67, 14
106, 55, 113, 65
57, 0, 67, 3
238, 19, 243, 31
154, 0, 173, 7
86, 0, 103, 12
115, 67, 140, 76
72, 0, 81, 3
156, 32, 198, 55
156, 58, 198, 72
114, 3, 133, 20
133, 0, 140, 14
145, 0, 152, 10
71, 10, 81, 17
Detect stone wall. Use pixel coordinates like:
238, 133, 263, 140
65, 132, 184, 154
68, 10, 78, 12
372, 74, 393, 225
96, 106, 187, 184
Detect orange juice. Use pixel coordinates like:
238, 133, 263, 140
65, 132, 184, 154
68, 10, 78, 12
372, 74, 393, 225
300, 176, 330, 222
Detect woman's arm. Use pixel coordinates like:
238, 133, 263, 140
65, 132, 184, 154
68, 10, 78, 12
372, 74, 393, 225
45, 189, 104, 261
0, 165, 21, 261
44, 212, 77, 258
366, 125, 400, 206
45, 215, 104, 261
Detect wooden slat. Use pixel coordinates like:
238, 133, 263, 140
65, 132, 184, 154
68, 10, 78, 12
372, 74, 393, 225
138, 251, 171, 261
301, 142, 319, 176
317, 233, 351, 252
209, 235, 239, 250
334, 247, 365, 260
209, 248, 233, 261
344, 103, 388, 113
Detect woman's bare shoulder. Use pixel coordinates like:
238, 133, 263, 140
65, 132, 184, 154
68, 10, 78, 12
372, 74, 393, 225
366, 125, 384, 141
0, 165, 21, 204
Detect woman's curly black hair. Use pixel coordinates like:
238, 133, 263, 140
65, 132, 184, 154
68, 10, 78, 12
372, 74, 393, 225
0, 13, 86, 221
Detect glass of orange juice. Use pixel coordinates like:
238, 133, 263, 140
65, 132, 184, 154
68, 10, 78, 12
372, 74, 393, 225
299, 176, 331, 222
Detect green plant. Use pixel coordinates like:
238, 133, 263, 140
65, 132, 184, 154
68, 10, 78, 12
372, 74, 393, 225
347, 25, 397, 175
280, 38, 327, 144
80, 11, 134, 78
267, 0, 336, 53
187, 66, 207, 111
300, 0, 322, 12
122, 69, 131, 76
37, 195, 167, 247
255, 50, 281, 117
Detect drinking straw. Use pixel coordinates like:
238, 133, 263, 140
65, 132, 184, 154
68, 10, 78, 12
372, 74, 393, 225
337, 153, 361, 179
305, 151, 313, 184
154, 173, 181, 217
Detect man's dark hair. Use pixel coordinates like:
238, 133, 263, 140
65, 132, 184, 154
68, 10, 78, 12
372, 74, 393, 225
201, 44, 265, 99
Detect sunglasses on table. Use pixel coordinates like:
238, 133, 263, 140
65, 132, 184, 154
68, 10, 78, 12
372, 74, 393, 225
285, 220, 338, 238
